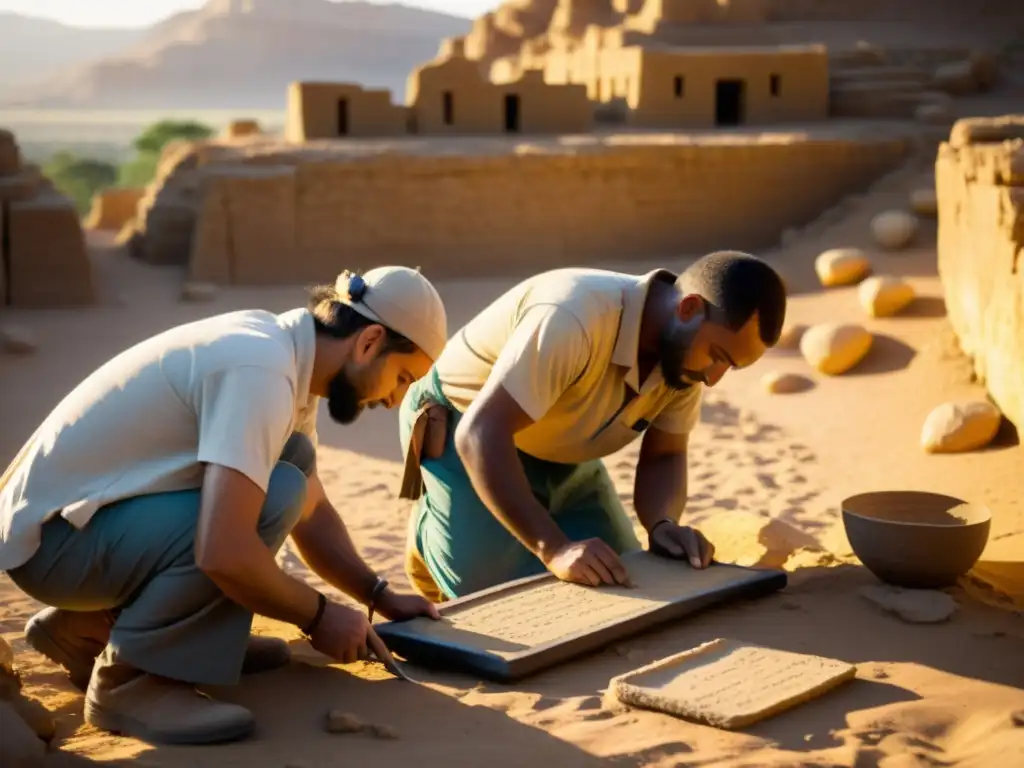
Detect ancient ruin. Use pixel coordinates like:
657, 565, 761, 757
85, 186, 145, 232
936, 116, 1024, 431
0, 130, 95, 307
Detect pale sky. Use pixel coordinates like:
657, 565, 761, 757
0, 0, 502, 27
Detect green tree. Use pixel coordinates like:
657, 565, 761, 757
118, 119, 215, 188
42, 151, 118, 214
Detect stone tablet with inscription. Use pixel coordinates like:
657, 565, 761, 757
609, 638, 857, 729
374, 552, 786, 681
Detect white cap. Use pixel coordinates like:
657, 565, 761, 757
334, 266, 448, 361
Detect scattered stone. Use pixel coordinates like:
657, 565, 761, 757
0, 325, 36, 355
873, 668, 890, 680
180, 281, 217, 302
815, 247, 872, 287
800, 323, 873, 375
909, 188, 938, 217
871, 210, 919, 250
860, 584, 958, 624
921, 400, 1003, 454
858, 276, 916, 318
325, 710, 364, 734
775, 323, 807, 350
761, 371, 813, 394
367, 723, 399, 740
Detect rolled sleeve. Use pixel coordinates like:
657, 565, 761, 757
196, 366, 296, 492
490, 304, 591, 422
652, 385, 703, 435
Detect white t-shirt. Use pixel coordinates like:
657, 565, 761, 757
0, 307, 320, 572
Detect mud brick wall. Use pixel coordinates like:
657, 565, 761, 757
7, 195, 95, 307
188, 135, 909, 285
936, 116, 1024, 429
84, 186, 145, 231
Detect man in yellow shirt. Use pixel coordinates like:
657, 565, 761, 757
398, 251, 787, 601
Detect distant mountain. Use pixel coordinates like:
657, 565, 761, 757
0, 0, 472, 110
0, 13, 147, 89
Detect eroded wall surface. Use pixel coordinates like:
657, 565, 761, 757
182, 133, 909, 285
936, 116, 1024, 429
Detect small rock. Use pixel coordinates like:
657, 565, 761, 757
761, 371, 813, 394
180, 281, 217, 302
815, 247, 872, 287
860, 584, 958, 624
800, 323, 873, 376
858, 275, 916, 318
873, 668, 890, 679
0, 325, 36, 355
871, 210, 919, 250
775, 323, 807, 350
1012, 710, 1024, 727
803, 734, 814, 742
909, 188, 938, 217
921, 400, 1003, 454
325, 710, 364, 734
368, 723, 399, 740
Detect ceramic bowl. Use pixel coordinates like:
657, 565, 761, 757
842, 490, 991, 589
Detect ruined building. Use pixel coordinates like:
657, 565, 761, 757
0, 130, 94, 307
936, 116, 1024, 431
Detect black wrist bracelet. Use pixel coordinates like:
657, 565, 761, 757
301, 591, 327, 637
367, 577, 389, 622
648, 518, 673, 535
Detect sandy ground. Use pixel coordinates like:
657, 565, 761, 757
1, 151, 1023, 767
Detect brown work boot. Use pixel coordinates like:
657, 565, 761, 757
85, 662, 254, 745
26, 608, 291, 691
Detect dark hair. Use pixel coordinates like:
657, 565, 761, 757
307, 283, 417, 354
677, 251, 787, 346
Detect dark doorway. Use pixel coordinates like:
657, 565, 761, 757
336, 98, 349, 135
715, 79, 745, 126
503, 93, 521, 133
442, 91, 454, 126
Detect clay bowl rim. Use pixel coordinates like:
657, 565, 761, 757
841, 490, 992, 529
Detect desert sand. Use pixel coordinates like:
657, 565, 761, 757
1, 158, 1022, 767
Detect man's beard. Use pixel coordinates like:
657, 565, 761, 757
658, 319, 707, 390
327, 369, 364, 424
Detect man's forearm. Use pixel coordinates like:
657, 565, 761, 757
633, 452, 689, 533
200, 531, 322, 629
456, 419, 569, 562
290, 501, 380, 604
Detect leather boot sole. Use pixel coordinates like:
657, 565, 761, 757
24, 617, 93, 692
84, 698, 255, 745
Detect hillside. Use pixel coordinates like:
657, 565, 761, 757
0, 13, 146, 89
0, 0, 472, 110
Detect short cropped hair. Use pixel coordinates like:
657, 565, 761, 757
306, 283, 417, 354
677, 251, 787, 346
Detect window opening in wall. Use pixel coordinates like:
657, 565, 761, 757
336, 98, 349, 135
770, 73, 781, 96
503, 93, 521, 133
715, 79, 746, 126
442, 91, 454, 125
673, 75, 684, 98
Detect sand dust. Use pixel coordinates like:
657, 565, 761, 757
1, 156, 1023, 766
609, 638, 857, 730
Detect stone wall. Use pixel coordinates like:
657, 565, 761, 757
84, 186, 145, 231
0, 130, 94, 307
180, 131, 909, 285
936, 115, 1024, 430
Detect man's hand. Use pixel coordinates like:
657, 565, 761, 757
648, 521, 715, 569
543, 538, 633, 587
374, 590, 441, 621
309, 602, 371, 664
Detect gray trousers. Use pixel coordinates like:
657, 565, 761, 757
7, 433, 315, 687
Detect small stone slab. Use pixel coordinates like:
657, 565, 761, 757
375, 552, 785, 682
609, 638, 856, 730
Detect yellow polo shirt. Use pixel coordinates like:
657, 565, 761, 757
436, 268, 703, 464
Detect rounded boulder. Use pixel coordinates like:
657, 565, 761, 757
815, 247, 872, 288
921, 401, 1003, 454
871, 210, 919, 250
800, 323, 873, 375
858, 275, 916, 317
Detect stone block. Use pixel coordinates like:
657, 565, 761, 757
8, 194, 95, 307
